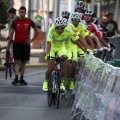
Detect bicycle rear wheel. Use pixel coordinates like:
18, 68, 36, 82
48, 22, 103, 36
56, 70, 61, 109
9, 63, 12, 78
5, 50, 10, 79
5, 65, 8, 79
56, 89, 60, 109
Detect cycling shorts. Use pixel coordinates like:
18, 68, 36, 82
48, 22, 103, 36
50, 45, 67, 59
71, 44, 77, 61
66, 48, 72, 60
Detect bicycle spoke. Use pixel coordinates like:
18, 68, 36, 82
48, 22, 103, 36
47, 76, 53, 107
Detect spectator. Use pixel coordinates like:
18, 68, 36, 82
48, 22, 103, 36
98, 16, 108, 38
7, 7, 19, 20
107, 12, 120, 37
98, 10, 106, 24
34, 10, 43, 30
6, 6, 39, 85
41, 12, 52, 34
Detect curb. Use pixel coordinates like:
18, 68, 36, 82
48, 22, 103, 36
0, 63, 47, 68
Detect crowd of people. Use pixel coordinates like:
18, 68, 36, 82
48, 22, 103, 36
5, 1, 120, 91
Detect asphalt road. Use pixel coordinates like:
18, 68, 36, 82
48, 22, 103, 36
0, 67, 72, 120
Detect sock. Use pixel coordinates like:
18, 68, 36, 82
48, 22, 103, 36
20, 75, 24, 80
15, 75, 18, 80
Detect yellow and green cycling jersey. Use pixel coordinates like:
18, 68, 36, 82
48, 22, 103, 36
67, 23, 81, 61
47, 26, 79, 58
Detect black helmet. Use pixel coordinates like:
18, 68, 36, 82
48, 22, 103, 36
7, 7, 16, 14
61, 11, 70, 18
75, 1, 84, 9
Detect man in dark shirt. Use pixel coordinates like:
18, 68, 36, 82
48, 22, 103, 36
107, 13, 120, 37
6, 6, 39, 85
98, 17, 108, 38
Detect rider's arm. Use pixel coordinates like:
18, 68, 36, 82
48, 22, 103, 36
46, 41, 51, 54
85, 35, 95, 49
99, 37, 109, 47
78, 34, 90, 50
71, 38, 86, 52
91, 34, 101, 49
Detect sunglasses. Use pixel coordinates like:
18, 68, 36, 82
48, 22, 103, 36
71, 18, 79, 22
102, 22, 108, 25
55, 26, 65, 30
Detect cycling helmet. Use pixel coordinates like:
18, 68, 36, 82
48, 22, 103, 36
54, 17, 68, 27
7, 7, 16, 14
75, 1, 84, 9
71, 12, 80, 19
61, 11, 70, 18
85, 10, 94, 17
78, 13, 84, 20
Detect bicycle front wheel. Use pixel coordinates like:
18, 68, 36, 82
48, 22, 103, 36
47, 75, 53, 107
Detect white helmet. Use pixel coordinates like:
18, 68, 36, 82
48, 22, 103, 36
61, 11, 70, 18
54, 17, 68, 27
85, 10, 94, 17
71, 12, 80, 19
75, 1, 84, 9
77, 13, 84, 20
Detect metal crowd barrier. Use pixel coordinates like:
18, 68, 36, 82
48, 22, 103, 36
71, 53, 120, 120
109, 36, 120, 59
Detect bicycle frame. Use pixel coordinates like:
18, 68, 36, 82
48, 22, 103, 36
47, 55, 66, 109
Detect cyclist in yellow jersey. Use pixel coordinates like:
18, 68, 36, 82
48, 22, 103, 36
61, 11, 91, 90
61, 11, 97, 90
42, 17, 87, 92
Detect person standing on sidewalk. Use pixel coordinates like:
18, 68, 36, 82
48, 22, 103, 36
7, 7, 19, 20
107, 12, 120, 37
34, 10, 43, 30
6, 6, 39, 85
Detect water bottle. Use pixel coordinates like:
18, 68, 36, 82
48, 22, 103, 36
53, 71, 57, 82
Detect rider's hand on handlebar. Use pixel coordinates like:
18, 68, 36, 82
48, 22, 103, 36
44, 54, 50, 60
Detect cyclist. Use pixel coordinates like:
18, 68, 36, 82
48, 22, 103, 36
2, 7, 18, 60
84, 10, 109, 48
6, 6, 39, 85
74, 1, 87, 20
61, 11, 90, 51
42, 17, 88, 92
61, 11, 90, 90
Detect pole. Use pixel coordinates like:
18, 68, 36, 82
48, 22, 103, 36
9, 0, 13, 33
45, 0, 49, 52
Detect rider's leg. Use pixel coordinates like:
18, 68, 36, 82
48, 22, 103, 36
43, 59, 55, 91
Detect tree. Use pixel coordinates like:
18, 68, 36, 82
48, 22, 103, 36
0, 0, 9, 30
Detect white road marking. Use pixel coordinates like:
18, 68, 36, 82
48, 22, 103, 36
0, 106, 70, 110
